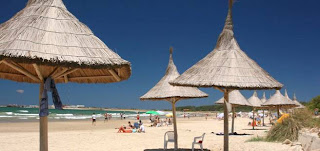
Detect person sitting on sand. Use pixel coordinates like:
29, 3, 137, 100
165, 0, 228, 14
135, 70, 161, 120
128, 121, 134, 129
138, 123, 145, 133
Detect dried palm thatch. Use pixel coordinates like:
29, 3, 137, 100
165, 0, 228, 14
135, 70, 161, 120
0, 0, 131, 84
170, 2, 283, 90
248, 91, 263, 108
262, 90, 297, 108
215, 90, 251, 106
140, 48, 207, 150
140, 48, 208, 101
261, 92, 267, 103
0, 1, 131, 150
170, 0, 283, 150
292, 93, 305, 109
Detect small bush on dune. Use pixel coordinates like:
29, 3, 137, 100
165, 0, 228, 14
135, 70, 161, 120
266, 117, 301, 142
266, 108, 320, 142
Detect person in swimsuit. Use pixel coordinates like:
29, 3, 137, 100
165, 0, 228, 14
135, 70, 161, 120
92, 113, 96, 126
104, 112, 108, 123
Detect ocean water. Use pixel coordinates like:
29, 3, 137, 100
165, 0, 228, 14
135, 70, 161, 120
0, 107, 145, 122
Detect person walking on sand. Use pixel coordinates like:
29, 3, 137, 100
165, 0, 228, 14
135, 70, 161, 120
92, 113, 96, 126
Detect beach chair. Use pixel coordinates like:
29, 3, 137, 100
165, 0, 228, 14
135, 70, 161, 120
192, 133, 205, 151
164, 131, 174, 150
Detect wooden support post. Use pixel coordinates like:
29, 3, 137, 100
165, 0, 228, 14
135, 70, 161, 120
171, 99, 178, 150
2, 60, 40, 82
231, 106, 235, 133
55, 68, 79, 79
262, 110, 265, 126
52, 68, 69, 79
277, 106, 280, 119
252, 108, 255, 130
39, 82, 48, 151
108, 69, 121, 82
33, 64, 43, 81
64, 75, 68, 83
223, 89, 230, 151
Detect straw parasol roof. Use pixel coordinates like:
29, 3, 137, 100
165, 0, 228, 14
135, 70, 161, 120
140, 48, 207, 150
247, 91, 263, 108
262, 90, 296, 107
215, 90, 251, 106
170, 1, 283, 149
0, 0, 131, 84
140, 48, 208, 100
260, 92, 267, 103
293, 93, 305, 109
0, 1, 131, 150
284, 89, 293, 101
170, 1, 282, 90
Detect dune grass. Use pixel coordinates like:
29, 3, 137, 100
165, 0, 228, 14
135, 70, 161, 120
266, 109, 319, 142
246, 136, 265, 142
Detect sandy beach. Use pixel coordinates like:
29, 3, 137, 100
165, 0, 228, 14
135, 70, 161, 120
0, 116, 291, 151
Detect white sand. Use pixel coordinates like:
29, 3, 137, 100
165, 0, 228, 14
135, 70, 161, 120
0, 117, 290, 151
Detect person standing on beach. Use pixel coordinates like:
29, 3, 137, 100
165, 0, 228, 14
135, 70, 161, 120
137, 114, 140, 120
120, 113, 123, 120
104, 112, 108, 123
92, 113, 96, 126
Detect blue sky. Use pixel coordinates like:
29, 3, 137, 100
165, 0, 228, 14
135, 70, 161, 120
0, 0, 319, 109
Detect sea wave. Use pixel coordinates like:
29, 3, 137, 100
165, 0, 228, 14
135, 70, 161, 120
18, 110, 29, 113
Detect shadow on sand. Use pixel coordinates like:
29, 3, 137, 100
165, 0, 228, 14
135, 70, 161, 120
242, 128, 268, 130
144, 148, 210, 151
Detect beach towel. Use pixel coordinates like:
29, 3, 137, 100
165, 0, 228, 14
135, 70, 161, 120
39, 77, 63, 117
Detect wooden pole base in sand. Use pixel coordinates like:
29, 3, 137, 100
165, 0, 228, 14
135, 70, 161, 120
252, 108, 255, 130
39, 82, 48, 151
171, 98, 178, 150
223, 90, 230, 151
231, 106, 235, 133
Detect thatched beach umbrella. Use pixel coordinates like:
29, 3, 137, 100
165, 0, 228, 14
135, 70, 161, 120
292, 93, 305, 109
0, 0, 131, 150
285, 90, 305, 109
247, 91, 264, 129
170, 0, 283, 150
262, 90, 296, 119
140, 48, 208, 150
215, 90, 251, 133
260, 92, 268, 126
